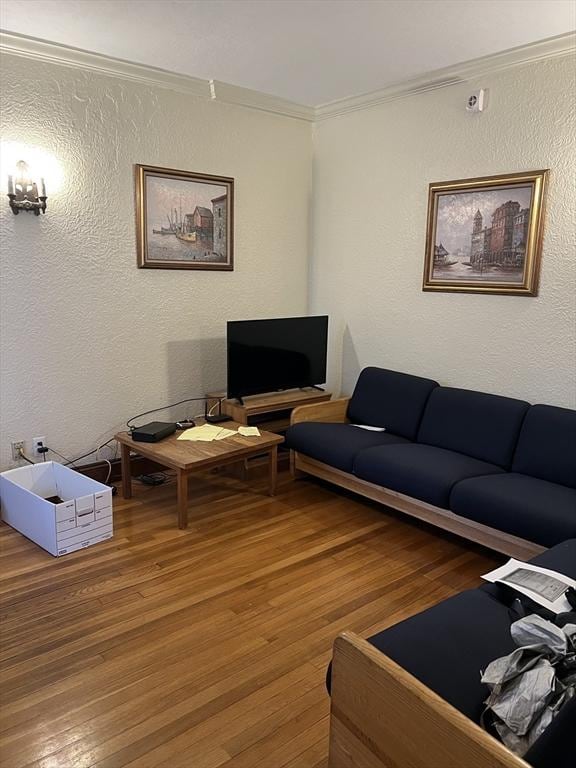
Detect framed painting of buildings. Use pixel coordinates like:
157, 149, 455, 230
422, 170, 548, 295
135, 164, 234, 270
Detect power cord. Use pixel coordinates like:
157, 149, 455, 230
18, 447, 36, 465
126, 396, 222, 430
48, 446, 85, 468
18, 441, 49, 464
207, 400, 220, 417
58, 438, 117, 466
14, 394, 222, 486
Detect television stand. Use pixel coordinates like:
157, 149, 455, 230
207, 388, 332, 433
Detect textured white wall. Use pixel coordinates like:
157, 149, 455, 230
0, 53, 311, 468
311, 56, 576, 407
2, 51, 574, 471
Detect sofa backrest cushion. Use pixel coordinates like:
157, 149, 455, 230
512, 404, 576, 488
347, 367, 438, 439
417, 387, 529, 468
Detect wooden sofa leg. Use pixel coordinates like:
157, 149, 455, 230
290, 451, 305, 479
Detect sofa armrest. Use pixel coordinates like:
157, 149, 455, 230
328, 631, 530, 768
290, 397, 350, 426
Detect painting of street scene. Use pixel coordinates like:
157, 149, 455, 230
136, 165, 234, 270
423, 171, 547, 295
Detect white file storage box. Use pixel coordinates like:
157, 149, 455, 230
0, 461, 113, 556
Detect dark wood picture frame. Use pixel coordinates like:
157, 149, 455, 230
136, 164, 234, 270
423, 170, 548, 295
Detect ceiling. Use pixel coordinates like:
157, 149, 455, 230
1, 0, 574, 106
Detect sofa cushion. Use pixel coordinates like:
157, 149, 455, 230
284, 422, 408, 473
528, 537, 576, 577
450, 474, 576, 548
512, 404, 576, 488
524, 694, 576, 768
353, 443, 504, 508
331, 589, 517, 722
347, 367, 438, 439
417, 387, 529, 468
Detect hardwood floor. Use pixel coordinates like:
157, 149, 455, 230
0, 467, 502, 768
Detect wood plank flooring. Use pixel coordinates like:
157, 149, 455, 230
0, 467, 503, 768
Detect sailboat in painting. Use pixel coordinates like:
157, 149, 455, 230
433, 243, 457, 266
152, 205, 183, 235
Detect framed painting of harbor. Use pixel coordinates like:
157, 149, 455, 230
135, 164, 234, 270
422, 170, 548, 295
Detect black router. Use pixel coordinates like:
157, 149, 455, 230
204, 400, 230, 424
131, 421, 176, 442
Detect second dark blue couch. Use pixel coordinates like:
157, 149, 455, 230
287, 367, 576, 554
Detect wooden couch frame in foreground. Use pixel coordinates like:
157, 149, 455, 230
290, 398, 544, 560
328, 632, 531, 768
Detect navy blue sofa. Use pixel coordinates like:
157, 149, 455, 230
326, 538, 576, 768
286, 367, 576, 555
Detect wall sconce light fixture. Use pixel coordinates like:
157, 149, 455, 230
8, 160, 47, 215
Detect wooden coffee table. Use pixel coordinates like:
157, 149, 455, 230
115, 423, 284, 529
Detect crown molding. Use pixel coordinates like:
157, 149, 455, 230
208, 79, 314, 121
315, 31, 576, 120
1, 29, 574, 123
0, 30, 315, 122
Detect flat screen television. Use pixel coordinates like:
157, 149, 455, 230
227, 316, 328, 401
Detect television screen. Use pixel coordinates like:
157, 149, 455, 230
227, 316, 328, 400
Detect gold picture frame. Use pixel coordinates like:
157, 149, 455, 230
136, 164, 234, 270
423, 170, 548, 295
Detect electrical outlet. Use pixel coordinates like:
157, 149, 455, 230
11, 441, 25, 461
32, 436, 47, 457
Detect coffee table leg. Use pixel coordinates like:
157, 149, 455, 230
268, 446, 278, 496
120, 443, 132, 499
177, 471, 189, 529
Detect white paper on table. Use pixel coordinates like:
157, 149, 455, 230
238, 426, 261, 436
178, 424, 231, 442
214, 428, 238, 440
482, 558, 576, 614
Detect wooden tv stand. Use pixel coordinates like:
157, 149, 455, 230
207, 388, 332, 434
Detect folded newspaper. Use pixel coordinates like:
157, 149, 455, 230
482, 559, 576, 614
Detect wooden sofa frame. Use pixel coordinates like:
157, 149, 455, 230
290, 398, 544, 560
328, 631, 531, 768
